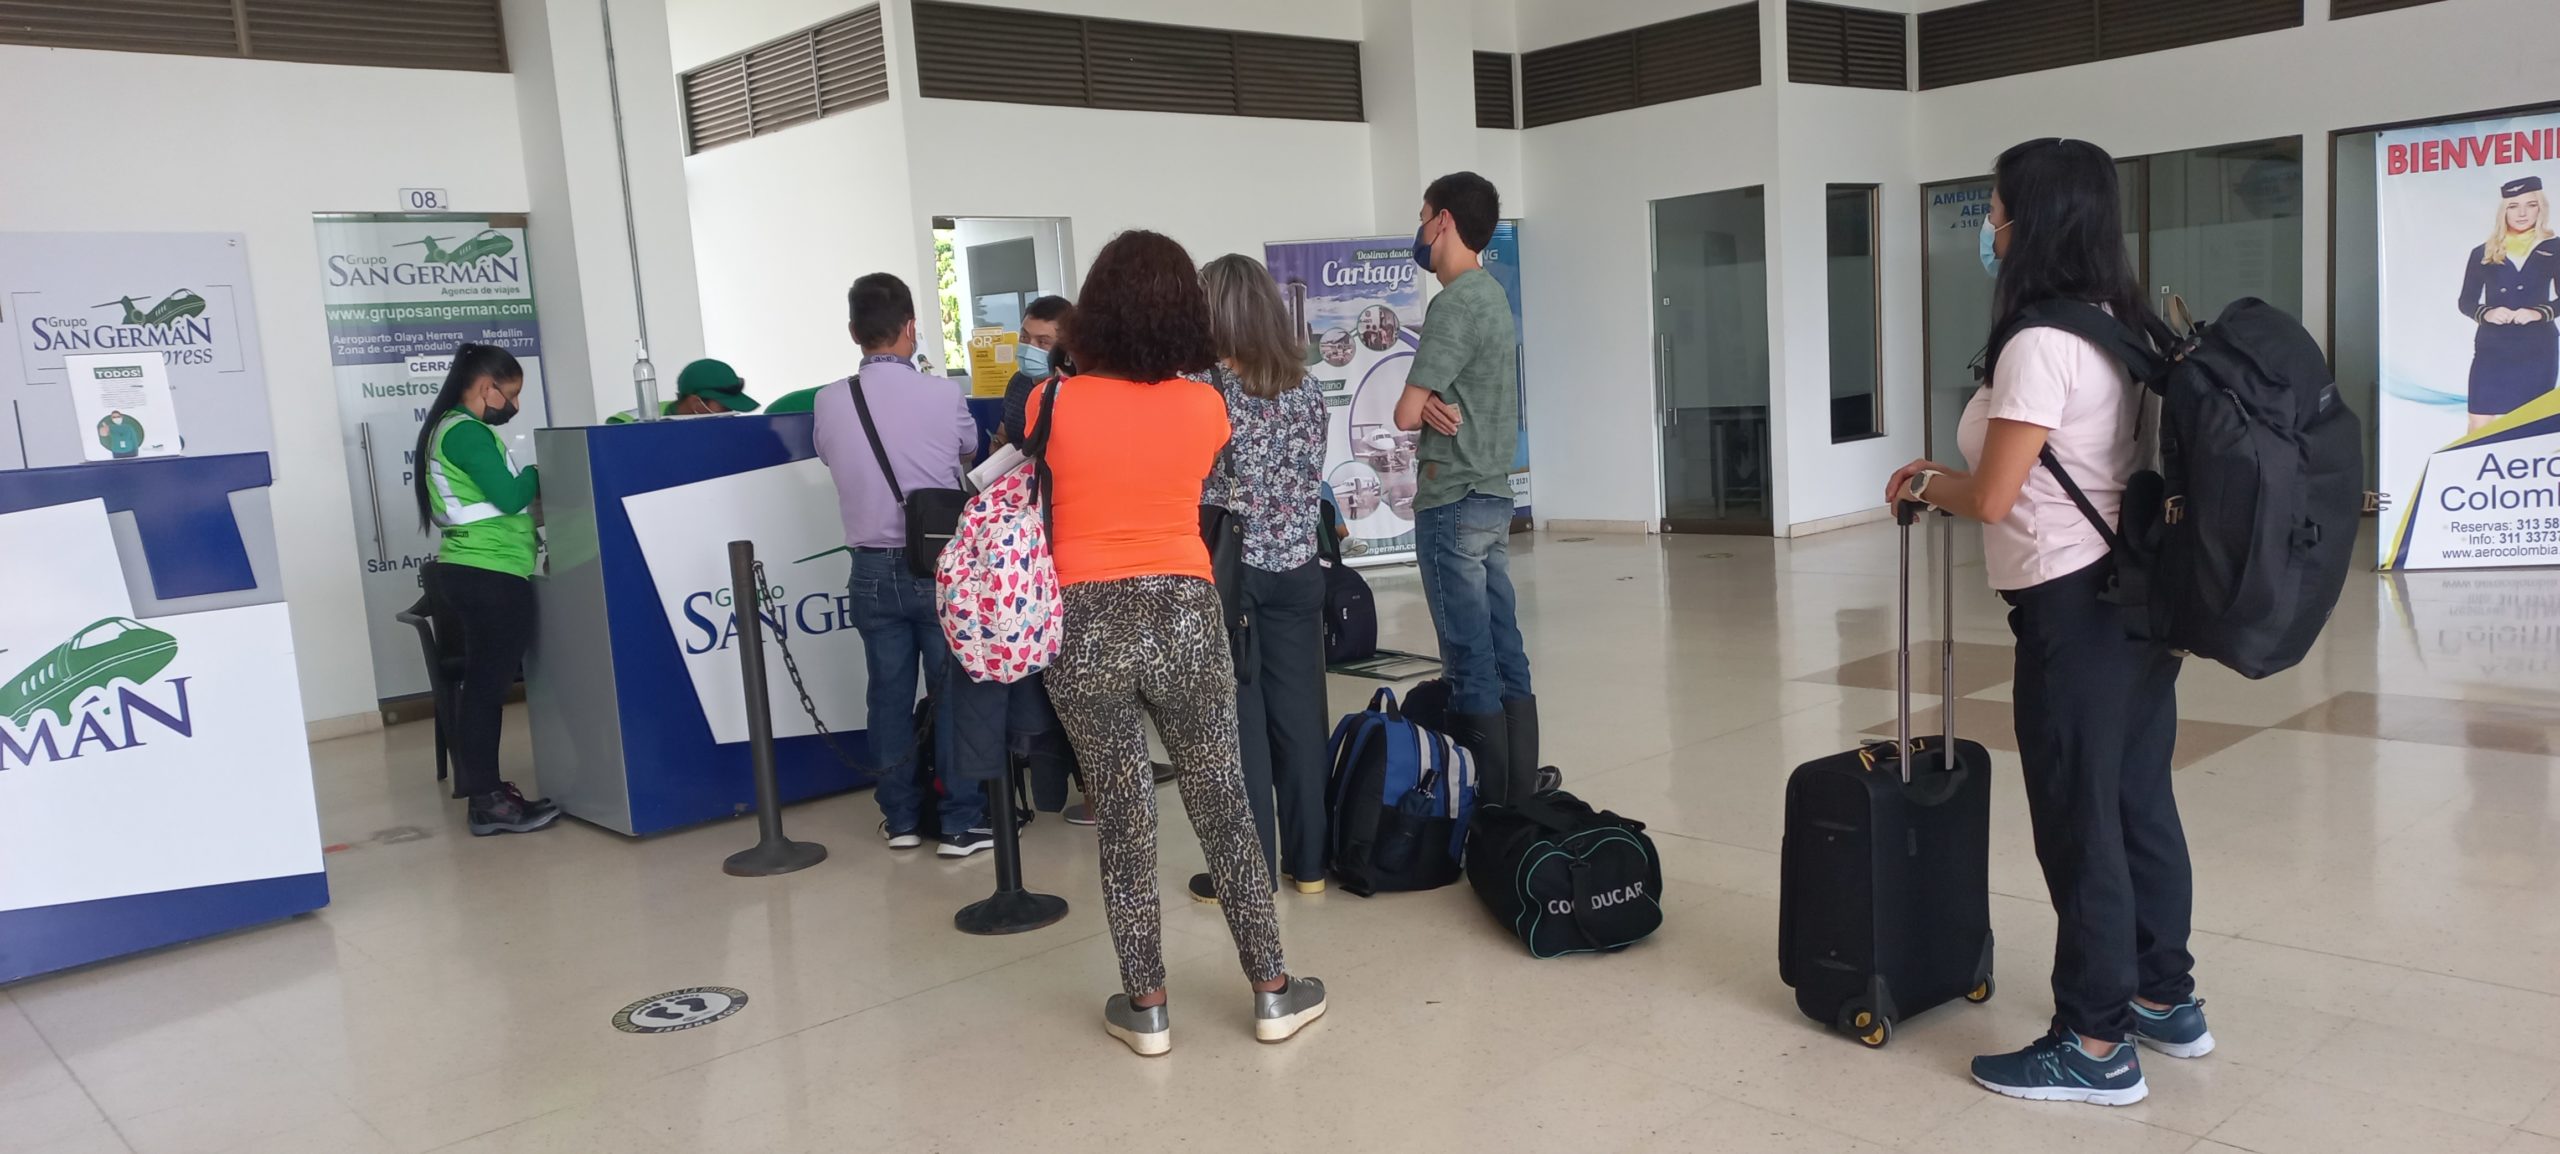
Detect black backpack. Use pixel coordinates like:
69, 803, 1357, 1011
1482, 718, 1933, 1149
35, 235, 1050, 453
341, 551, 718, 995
1318, 501, 1377, 664
1465, 790, 1662, 958
2003, 297, 2365, 679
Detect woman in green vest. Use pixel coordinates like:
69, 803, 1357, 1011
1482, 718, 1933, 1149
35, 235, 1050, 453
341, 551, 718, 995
412, 343, 559, 836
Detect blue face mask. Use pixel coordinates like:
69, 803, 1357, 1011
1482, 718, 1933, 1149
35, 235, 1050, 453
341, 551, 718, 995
1018, 343, 1051, 378
1980, 218, 2008, 279
1413, 219, 1436, 274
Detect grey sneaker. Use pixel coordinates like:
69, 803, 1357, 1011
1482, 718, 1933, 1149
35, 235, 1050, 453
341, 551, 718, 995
1104, 994, 1170, 1057
1254, 976, 1328, 1043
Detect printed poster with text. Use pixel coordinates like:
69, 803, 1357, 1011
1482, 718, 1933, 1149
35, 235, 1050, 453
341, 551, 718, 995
1263, 236, 1429, 559
312, 213, 549, 698
2376, 111, 2560, 570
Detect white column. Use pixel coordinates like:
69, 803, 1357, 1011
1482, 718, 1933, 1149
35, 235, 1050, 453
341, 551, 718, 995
1363, 0, 1483, 235
502, 0, 707, 425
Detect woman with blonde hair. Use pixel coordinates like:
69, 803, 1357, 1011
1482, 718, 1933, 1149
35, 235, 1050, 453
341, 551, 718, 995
2457, 175, 2560, 430
1183, 254, 1335, 904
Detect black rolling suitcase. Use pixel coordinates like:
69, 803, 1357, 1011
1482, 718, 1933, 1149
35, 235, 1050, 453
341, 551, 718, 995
1778, 503, 1994, 1048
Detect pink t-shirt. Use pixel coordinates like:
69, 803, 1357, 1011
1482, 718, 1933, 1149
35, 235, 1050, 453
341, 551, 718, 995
1956, 325, 2140, 591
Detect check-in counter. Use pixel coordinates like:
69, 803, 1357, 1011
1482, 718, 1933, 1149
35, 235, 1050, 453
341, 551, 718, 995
527, 415, 880, 836
527, 396, 1007, 837
0, 453, 327, 983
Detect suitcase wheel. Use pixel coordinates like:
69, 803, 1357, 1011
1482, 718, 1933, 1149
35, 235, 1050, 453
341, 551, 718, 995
1840, 1005, 1893, 1049
1966, 978, 1995, 1004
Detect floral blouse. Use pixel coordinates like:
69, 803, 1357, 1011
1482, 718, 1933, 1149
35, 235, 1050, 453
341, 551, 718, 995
1195, 364, 1329, 572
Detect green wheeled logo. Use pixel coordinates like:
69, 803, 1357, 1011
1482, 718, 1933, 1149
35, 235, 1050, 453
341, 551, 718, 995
3, 617, 179, 728
91, 289, 207, 327
396, 230, 515, 265
1, 617, 200, 771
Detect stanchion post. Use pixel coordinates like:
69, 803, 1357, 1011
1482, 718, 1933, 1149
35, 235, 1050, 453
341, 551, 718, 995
723, 539, 828, 877
954, 683, 1068, 934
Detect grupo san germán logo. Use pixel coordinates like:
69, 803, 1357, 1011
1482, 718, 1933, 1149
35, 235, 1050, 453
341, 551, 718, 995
675, 548, 860, 655
326, 229, 524, 289
25, 289, 220, 365
0, 617, 196, 771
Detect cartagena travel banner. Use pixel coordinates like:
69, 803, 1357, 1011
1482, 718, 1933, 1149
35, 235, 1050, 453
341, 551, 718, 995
2375, 111, 2560, 571
312, 213, 549, 699
1263, 235, 1429, 559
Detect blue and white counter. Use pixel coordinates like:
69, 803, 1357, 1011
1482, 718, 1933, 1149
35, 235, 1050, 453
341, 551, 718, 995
528, 415, 892, 836
0, 453, 328, 984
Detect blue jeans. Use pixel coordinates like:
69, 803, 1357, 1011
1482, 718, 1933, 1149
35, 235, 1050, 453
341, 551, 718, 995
849, 549, 984, 833
1413, 492, 1531, 716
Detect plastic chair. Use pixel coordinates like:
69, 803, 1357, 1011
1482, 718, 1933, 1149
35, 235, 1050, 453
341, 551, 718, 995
396, 567, 467, 783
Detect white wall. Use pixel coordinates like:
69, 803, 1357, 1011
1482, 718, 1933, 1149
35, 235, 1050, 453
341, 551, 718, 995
686, 103, 927, 399
1915, 0, 2557, 363
0, 46, 533, 724
1517, 83, 1779, 527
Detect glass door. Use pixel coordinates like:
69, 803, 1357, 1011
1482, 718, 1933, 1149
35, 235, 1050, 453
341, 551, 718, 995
1921, 177, 1994, 460
1653, 187, 1773, 534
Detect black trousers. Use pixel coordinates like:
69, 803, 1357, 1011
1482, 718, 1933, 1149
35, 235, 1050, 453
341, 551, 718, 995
1235, 559, 1331, 884
430, 561, 536, 800
2006, 559, 2194, 1041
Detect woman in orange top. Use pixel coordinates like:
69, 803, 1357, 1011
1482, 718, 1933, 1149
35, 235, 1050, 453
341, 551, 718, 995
1027, 230, 1326, 1056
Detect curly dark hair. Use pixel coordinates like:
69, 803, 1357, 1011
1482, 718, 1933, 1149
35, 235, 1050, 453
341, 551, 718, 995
1065, 230, 1214, 381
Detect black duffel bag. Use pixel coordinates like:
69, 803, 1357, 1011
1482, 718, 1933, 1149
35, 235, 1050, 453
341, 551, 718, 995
1465, 789, 1662, 958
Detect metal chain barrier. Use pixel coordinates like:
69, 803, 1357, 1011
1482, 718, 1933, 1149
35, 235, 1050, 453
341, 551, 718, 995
753, 558, 876, 774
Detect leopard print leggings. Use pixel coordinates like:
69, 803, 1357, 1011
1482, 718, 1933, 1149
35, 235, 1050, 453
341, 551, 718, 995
1046, 575, 1285, 997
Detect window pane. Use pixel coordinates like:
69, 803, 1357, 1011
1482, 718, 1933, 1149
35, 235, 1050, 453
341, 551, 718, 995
2145, 138, 2304, 323
1923, 178, 1995, 460
1826, 185, 1882, 441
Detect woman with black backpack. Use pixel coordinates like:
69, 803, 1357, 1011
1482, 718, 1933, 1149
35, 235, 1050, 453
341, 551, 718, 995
1885, 139, 2206, 1107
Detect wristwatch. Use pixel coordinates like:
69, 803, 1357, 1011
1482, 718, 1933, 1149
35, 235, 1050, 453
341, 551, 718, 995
1905, 469, 1944, 504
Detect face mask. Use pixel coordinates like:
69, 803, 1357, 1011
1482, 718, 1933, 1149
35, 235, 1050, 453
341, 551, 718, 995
1413, 218, 1436, 274
482, 389, 520, 426
1979, 219, 2008, 279
1018, 343, 1051, 378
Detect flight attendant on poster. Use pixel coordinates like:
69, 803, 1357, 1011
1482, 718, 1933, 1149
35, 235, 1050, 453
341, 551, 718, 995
2456, 175, 2560, 431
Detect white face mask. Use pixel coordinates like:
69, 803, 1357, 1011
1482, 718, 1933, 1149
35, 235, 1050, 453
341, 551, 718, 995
1980, 218, 2010, 279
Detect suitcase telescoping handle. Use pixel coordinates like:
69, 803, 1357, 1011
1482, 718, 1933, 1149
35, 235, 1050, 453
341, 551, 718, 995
1892, 500, 1958, 785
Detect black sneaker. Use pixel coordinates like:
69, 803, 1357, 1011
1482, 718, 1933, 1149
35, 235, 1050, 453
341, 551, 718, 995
937, 828, 995, 858
1187, 872, 1219, 904
468, 788, 562, 836
499, 782, 558, 820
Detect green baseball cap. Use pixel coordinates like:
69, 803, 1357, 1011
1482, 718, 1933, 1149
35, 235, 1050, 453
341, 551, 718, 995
675, 358, 759, 412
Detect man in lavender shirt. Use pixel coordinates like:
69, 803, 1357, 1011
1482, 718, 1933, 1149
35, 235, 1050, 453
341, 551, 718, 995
812, 272, 989, 857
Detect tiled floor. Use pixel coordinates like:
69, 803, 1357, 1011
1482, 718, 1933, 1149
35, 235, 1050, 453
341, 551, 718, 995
8, 522, 2560, 1154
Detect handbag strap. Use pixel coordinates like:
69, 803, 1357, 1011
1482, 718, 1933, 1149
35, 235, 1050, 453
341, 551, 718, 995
848, 372, 907, 506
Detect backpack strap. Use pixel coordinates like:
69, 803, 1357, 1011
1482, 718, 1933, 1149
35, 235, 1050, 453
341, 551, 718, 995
2037, 448, 2128, 554
1326, 714, 1379, 819
1024, 376, 1062, 533
1994, 299, 2174, 393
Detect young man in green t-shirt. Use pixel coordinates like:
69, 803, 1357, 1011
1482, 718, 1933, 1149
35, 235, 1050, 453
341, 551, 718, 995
1392, 171, 1537, 802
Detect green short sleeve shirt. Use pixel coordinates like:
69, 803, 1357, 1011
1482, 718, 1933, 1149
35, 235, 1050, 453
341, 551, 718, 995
1406, 268, 1519, 513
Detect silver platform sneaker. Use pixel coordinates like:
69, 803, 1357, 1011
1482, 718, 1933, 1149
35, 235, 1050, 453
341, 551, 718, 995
1254, 976, 1328, 1043
1104, 994, 1170, 1057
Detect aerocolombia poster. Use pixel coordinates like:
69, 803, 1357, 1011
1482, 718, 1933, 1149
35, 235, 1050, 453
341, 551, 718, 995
2376, 111, 2560, 571
311, 213, 549, 698
1264, 235, 1430, 559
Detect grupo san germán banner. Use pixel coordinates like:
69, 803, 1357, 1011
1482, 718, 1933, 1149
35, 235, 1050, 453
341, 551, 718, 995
1264, 236, 1431, 559
312, 213, 549, 699
0, 232, 271, 471
2376, 112, 2560, 570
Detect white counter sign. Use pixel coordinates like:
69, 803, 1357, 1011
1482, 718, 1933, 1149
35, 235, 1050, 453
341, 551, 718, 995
621, 458, 873, 744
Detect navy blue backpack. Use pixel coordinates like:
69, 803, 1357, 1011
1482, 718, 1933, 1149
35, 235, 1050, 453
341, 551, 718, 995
1326, 688, 1476, 896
